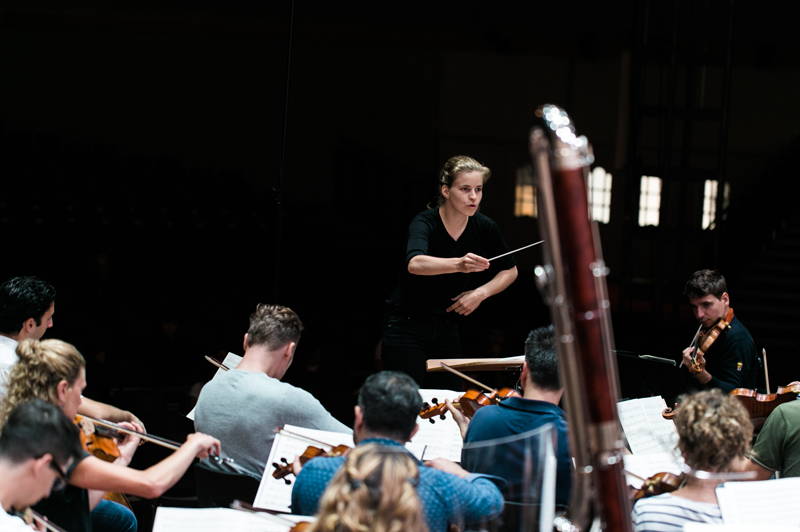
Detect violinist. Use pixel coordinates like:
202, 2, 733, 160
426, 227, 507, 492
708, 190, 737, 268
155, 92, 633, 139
632, 389, 752, 530
447, 325, 571, 527
0, 339, 221, 532
0, 276, 145, 426
747, 399, 800, 479
306, 444, 428, 532
193, 304, 349, 475
381, 155, 518, 385
680, 270, 758, 393
0, 400, 84, 531
291, 371, 504, 532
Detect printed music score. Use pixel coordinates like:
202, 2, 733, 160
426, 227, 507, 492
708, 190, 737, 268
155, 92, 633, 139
254, 425, 355, 512
186, 352, 243, 421
716, 477, 800, 527
617, 396, 680, 456
623, 453, 684, 489
153, 507, 311, 532
412, 388, 465, 462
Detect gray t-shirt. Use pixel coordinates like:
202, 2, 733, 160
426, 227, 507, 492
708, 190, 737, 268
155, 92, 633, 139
194, 369, 350, 476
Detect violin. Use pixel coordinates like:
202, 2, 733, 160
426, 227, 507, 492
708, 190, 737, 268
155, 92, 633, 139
75, 415, 134, 509
272, 444, 351, 484
686, 308, 734, 373
729, 382, 800, 430
631, 471, 685, 501
419, 387, 520, 422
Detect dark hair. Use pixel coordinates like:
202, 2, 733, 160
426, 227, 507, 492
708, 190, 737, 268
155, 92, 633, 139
246, 304, 303, 350
684, 269, 727, 300
0, 276, 56, 335
357, 371, 422, 441
0, 399, 82, 465
524, 325, 560, 391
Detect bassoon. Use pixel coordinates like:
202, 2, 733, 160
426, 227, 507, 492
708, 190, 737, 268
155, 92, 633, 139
530, 104, 632, 531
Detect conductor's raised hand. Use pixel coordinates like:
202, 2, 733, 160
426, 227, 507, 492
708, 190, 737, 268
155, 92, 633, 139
456, 253, 490, 273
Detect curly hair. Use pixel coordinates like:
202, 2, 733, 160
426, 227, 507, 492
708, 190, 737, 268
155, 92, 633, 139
673, 389, 752, 472
0, 339, 85, 427
309, 444, 428, 532
433, 155, 491, 207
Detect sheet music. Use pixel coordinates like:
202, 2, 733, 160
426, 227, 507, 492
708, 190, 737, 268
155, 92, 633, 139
253, 425, 355, 512
617, 396, 679, 456
623, 452, 683, 489
153, 507, 311, 532
716, 477, 800, 526
411, 389, 464, 462
186, 352, 243, 421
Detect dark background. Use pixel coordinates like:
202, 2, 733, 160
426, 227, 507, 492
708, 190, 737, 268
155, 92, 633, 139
2, 0, 800, 517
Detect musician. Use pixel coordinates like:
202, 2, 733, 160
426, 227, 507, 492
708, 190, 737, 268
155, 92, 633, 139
680, 269, 758, 393
0, 400, 84, 531
193, 304, 349, 475
447, 325, 571, 517
308, 443, 429, 532
291, 371, 504, 532
0, 338, 221, 532
381, 155, 518, 384
0, 276, 144, 427
747, 399, 800, 479
632, 389, 752, 530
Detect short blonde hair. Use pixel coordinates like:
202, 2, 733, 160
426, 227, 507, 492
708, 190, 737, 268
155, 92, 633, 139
0, 339, 85, 427
310, 444, 428, 532
674, 389, 752, 472
435, 155, 491, 206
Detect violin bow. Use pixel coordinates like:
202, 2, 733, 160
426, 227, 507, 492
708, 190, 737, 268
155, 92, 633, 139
763, 348, 771, 394
278, 426, 341, 449
439, 362, 496, 393
79, 415, 181, 451
679, 323, 705, 369
205, 355, 230, 371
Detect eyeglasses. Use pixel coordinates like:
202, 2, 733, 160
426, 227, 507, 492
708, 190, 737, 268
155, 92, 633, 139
49, 460, 68, 493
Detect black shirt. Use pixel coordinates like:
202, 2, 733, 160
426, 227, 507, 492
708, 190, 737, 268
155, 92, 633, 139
702, 315, 758, 393
34, 450, 92, 532
388, 209, 515, 316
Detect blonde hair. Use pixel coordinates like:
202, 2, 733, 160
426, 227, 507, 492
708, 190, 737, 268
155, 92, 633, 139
310, 444, 428, 532
434, 155, 491, 206
674, 389, 752, 472
0, 339, 85, 427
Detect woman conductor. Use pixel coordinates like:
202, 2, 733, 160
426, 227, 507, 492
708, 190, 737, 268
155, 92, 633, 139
381, 155, 518, 384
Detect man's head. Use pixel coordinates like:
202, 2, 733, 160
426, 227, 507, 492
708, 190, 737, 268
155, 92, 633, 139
355, 371, 423, 443
243, 304, 303, 378
522, 325, 561, 393
0, 276, 56, 340
0, 399, 83, 509
684, 269, 730, 328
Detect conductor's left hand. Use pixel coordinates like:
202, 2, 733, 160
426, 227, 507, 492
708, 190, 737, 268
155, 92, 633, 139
446, 288, 487, 316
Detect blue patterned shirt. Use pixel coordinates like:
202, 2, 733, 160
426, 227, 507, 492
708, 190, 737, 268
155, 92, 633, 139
291, 438, 505, 532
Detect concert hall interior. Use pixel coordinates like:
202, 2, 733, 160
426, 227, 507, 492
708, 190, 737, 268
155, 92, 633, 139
1, 2, 799, 529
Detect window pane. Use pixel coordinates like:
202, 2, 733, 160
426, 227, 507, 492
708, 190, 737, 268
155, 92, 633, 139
588, 167, 612, 223
638, 175, 662, 227
514, 167, 537, 218
702, 179, 719, 229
